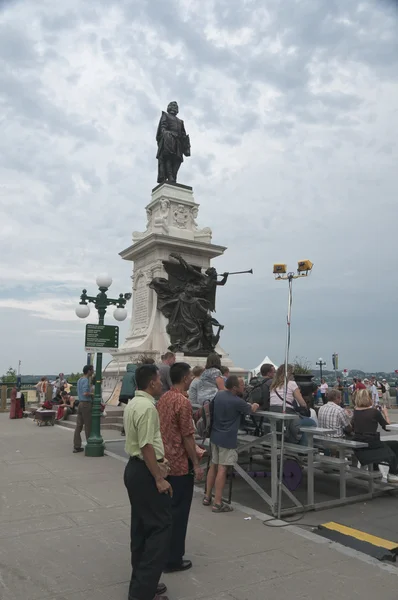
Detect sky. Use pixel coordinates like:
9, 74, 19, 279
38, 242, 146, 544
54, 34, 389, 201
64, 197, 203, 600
0, 0, 397, 376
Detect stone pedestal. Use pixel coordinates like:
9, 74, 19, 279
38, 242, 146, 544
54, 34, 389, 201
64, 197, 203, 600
102, 183, 245, 399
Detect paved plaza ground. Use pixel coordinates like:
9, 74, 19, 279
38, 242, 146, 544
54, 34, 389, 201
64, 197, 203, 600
1, 414, 398, 600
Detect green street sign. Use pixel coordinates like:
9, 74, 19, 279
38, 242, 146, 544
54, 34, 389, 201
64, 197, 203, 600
85, 324, 119, 353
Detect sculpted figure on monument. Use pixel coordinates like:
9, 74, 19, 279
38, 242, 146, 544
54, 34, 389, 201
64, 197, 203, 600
156, 101, 191, 184
149, 253, 228, 356
173, 204, 189, 228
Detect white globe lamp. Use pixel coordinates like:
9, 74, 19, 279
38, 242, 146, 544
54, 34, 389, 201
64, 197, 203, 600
113, 307, 127, 322
96, 273, 113, 289
75, 304, 90, 319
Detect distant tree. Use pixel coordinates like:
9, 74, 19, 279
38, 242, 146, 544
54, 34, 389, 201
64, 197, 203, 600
67, 372, 83, 383
2, 367, 17, 383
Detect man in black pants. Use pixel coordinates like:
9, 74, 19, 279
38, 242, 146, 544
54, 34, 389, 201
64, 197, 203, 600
123, 364, 173, 600
157, 362, 204, 572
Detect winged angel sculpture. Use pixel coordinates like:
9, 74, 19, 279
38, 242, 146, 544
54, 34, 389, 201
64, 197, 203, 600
149, 253, 228, 356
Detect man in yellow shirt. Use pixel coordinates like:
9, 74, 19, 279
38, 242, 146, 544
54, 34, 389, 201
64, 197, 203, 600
124, 364, 172, 600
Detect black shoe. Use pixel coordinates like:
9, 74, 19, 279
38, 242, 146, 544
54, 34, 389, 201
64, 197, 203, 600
163, 560, 192, 573
156, 582, 167, 595
73, 448, 84, 453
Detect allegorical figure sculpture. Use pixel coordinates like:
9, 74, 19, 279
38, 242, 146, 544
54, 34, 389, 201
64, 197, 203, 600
149, 253, 228, 356
156, 101, 191, 184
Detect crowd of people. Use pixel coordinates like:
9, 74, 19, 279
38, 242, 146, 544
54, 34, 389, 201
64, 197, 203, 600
7, 353, 398, 600
317, 383, 398, 484
315, 376, 393, 408
120, 354, 262, 600
9, 373, 72, 420
36, 373, 81, 424
9, 371, 108, 444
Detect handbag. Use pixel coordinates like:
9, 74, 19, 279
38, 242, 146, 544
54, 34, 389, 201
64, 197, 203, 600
275, 390, 310, 418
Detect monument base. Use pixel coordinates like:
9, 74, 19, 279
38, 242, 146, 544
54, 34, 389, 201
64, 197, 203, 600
102, 182, 246, 400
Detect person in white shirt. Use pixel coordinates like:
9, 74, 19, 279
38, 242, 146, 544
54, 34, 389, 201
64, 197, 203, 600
370, 378, 379, 406
320, 379, 329, 405
269, 364, 316, 445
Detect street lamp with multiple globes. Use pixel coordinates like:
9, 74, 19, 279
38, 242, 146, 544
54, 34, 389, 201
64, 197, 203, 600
75, 274, 131, 457
316, 358, 326, 381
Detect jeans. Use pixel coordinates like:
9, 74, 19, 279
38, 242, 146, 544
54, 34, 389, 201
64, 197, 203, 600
296, 417, 316, 446
270, 406, 316, 445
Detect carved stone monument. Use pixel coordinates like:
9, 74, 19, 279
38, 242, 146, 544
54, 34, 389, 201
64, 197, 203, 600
102, 182, 244, 398
102, 104, 244, 398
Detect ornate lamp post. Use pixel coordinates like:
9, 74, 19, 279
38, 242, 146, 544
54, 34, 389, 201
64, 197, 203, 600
316, 358, 326, 381
75, 274, 131, 457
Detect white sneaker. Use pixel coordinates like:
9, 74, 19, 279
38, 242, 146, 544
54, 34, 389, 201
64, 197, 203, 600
387, 474, 398, 484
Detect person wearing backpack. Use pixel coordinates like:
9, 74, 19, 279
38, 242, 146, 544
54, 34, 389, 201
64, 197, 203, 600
119, 363, 137, 436
248, 363, 275, 410
119, 363, 138, 404
203, 376, 259, 513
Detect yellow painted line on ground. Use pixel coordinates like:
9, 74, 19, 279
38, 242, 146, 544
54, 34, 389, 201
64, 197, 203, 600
321, 522, 398, 551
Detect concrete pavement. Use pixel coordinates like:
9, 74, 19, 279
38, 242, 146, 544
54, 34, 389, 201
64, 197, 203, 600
1, 414, 398, 600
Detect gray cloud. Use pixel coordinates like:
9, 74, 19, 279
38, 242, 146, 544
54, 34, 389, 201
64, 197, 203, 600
0, 0, 397, 375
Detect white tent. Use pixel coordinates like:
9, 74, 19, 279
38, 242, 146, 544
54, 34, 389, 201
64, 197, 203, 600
250, 356, 278, 378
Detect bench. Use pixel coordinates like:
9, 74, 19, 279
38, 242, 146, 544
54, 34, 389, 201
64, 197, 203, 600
299, 431, 388, 500
201, 431, 318, 508
34, 410, 56, 427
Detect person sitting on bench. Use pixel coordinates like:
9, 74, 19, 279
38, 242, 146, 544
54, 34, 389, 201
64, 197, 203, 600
318, 389, 352, 438
269, 364, 316, 445
352, 389, 398, 484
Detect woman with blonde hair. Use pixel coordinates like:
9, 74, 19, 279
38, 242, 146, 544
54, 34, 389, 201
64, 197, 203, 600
270, 364, 316, 445
352, 389, 398, 483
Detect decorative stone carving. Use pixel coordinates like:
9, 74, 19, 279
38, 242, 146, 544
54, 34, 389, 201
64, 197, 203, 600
132, 271, 149, 334
146, 207, 153, 229
154, 198, 170, 232
173, 204, 189, 229
133, 207, 154, 240
147, 260, 163, 279
190, 206, 199, 230
160, 198, 170, 219
201, 226, 212, 235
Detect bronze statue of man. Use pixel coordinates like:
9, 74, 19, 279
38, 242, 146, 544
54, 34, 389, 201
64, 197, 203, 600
156, 101, 191, 184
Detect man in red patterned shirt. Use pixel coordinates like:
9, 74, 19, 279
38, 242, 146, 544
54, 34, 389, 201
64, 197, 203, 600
157, 362, 204, 574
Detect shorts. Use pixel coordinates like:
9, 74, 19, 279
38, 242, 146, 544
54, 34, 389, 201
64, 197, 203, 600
210, 443, 238, 466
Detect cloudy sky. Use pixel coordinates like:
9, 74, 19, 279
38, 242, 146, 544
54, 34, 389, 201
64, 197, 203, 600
0, 0, 397, 376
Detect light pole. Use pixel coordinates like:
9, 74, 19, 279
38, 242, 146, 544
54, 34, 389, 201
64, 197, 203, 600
273, 259, 313, 519
316, 358, 326, 382
75, 274, 131, 457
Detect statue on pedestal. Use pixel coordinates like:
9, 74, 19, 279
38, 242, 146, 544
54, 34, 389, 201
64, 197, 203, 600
149, 253, 228, 356
156, 101, 191, 184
